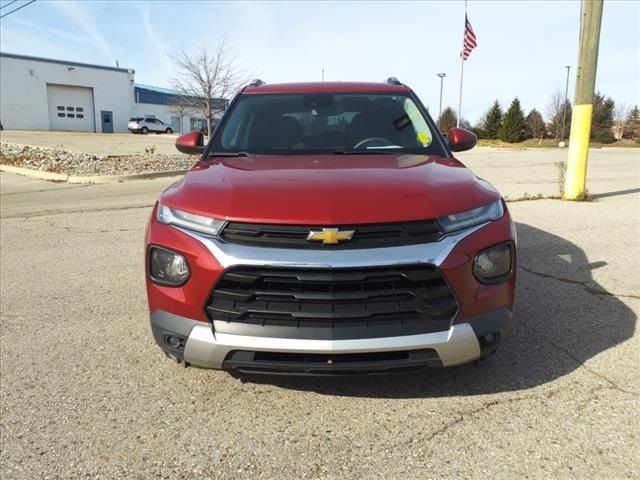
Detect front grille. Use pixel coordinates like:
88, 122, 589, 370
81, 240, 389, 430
219, 220, 442, 249
206, 265, 458, 338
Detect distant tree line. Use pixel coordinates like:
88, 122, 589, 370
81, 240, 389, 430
437, 92, 640, 144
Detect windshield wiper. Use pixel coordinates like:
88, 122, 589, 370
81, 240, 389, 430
332, 150, 394, 155
209, 151, 250, 157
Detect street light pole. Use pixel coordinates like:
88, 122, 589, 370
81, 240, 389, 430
437, 73, 446, 129
560, 65, 571, 146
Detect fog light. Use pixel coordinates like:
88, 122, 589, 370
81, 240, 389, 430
165, 335, 184, 350
473, 243, 513, 283
479, 332, 500, 347
149, 247, 190, 286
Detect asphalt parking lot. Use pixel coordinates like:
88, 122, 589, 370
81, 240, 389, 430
1, 150, 639, 479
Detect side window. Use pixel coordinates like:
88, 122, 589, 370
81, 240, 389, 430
221, 101, 250, 149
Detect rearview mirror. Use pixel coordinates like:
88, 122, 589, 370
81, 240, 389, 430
175, 131, 205, 155
447, 128, 477, 152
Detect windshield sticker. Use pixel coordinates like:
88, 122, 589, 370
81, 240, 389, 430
417, 132, 430, 146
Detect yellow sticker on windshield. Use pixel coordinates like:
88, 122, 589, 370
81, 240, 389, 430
417, 132, 430, 146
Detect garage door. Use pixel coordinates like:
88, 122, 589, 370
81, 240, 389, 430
47, 84, 95, 132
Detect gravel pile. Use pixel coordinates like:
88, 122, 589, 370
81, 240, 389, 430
0, 142, 196, 176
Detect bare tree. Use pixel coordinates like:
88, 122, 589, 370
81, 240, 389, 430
169, 40, 246, 136
613, 102, 630, 140
547, 90, 572, 141
170, 95, 193, 134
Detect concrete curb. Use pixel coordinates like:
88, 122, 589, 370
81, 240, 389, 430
0, 164, 187, 184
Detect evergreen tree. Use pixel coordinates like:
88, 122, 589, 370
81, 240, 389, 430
624, 105, 640, 141
499, 98, 526, 143
525, 109, 546, 139
482, 101, 503, 139
437, 107, 458, 131
591, 92, 615, 143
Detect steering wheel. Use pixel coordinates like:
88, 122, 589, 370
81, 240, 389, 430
352, 137, 394, 150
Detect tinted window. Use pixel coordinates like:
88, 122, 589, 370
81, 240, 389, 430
213, 93, 443, 155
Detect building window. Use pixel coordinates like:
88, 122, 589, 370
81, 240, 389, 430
66, 106, 74, 111
76, 107, 84, 112
57, 106, 64, 111
67, 114, 75, 118
190, 118, 207, 132
57, 113, 65, 118
77, 114, 84, 119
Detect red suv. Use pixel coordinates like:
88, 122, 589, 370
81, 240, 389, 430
145, 78, 516, 375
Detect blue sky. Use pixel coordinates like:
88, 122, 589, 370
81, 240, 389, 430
1, 0, 638, 123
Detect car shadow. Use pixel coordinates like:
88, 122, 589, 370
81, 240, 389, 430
237, 222, 636, 397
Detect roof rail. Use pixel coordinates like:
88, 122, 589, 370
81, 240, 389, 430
386, 77, 401, 85
249, 79, 265, 87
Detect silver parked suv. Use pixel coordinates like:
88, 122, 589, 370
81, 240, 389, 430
128, 117, 173, 134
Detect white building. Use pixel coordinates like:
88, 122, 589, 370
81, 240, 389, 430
0, 52, 225, 134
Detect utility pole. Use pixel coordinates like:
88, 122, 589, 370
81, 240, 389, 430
437, 73, 446, 130
563, 0, 604, 200
321, 69, 325, 81
559, 65, 571, 146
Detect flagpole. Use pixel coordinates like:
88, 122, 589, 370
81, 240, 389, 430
457, 56, 464, 128
457, 0, 468, 128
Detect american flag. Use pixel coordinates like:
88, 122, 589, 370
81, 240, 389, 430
460, 14, 477, 60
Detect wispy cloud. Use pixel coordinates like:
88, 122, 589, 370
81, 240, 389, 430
49, 1, 115, 64
135, 1, 173, 71
9, 17, 85, 44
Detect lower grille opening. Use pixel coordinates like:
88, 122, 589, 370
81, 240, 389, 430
254, 350, 409, 364
223, 349, 442, 375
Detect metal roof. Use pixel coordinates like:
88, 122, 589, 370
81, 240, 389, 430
134, 83, 179, 96
0, 52, 133, 74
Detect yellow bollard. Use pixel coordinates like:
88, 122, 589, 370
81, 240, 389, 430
563, 104, 593, 200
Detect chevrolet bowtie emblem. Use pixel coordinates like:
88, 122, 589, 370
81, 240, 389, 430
306, 228, 355, 244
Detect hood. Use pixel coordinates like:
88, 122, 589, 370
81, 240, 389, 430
160, 154, 500, 225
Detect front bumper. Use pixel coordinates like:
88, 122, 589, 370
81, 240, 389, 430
151, 308, 512, 374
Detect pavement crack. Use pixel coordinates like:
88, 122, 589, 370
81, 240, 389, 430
1, 203, 154, 220
424, 393, 549, 442
549, 342, 638, 396
518, 265, 640, 300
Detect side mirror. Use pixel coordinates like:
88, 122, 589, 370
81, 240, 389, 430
447, 128, 477, 152
175, 131, 205, 155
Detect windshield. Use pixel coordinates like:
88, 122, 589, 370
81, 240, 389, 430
211, 93, 445, 156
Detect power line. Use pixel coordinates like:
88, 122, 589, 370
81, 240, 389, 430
0, 0, 36, 19
0, 1, 20, 10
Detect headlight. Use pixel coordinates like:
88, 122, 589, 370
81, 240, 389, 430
157, 204, 225, 236
473, 242, 513, 283
149, 247, 190, 286
438, 200, 504, 233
